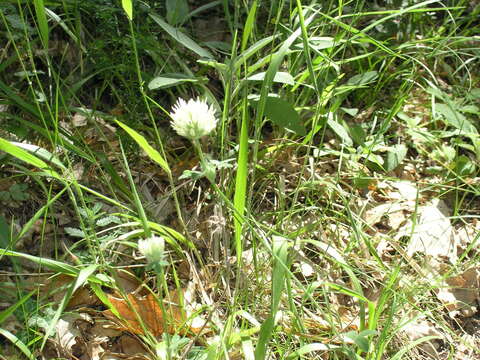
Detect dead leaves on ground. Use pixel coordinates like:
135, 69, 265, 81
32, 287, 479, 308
103, 289, 205, 337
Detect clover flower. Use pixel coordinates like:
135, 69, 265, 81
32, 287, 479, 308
170, 98, 217, 140
138, 235, 165, 266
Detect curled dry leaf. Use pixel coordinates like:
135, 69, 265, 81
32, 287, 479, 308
55, 314, 83, 357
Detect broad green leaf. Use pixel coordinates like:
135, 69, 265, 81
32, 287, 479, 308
115, 120, 171, 175
435, 103, 477, 134
347, 71, 378, 86
253, 96, 306, 136
121, 0, 132, 20
386, 143, 407, 171
454, 155, 476, 176
246, 72, 294, 85
327, 117, 352, 146
149, 13, 214, 59
148, 73, 200, 90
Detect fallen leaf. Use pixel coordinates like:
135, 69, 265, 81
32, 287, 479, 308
103, 289, 205, 337
436, 267, 480, 318
401, 317, 443, 358
402, 199, 457, 263
55, 314, 83, 357
72, 113, 88, 127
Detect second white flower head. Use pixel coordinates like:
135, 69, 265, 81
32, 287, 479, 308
170, 97, 217, 140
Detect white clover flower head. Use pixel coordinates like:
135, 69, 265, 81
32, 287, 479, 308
170, 97, 217, 140
138, 235, 165, 265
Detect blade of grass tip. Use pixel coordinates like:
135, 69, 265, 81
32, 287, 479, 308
33, 0, 49, 49
255, 236, 290, 360
241, 0, 257, 52
40, 264, 98, 350
0, 138, 60, 179
233, 97, 249, 264
115, 120, 171, 176
119, 141, 151, 238
121, 0, 133, 20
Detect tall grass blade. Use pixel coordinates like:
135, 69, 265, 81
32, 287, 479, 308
33, 0, 49, 48
233, 99, 249, 261
255, 236, 290, 359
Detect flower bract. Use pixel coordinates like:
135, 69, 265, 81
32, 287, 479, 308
170, 98, 217, 140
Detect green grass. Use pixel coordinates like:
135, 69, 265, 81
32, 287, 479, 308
1, 0, 480, 359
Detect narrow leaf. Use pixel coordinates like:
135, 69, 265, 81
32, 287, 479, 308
149, 13, 214, 59
115, 120, 171, 175
121, 0, 133, 20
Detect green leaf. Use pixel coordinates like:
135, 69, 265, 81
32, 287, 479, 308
233, 99, 249, 263
11, 141, 66, 170
148, 73, 200, 90
385, 144, 407, 171
115, 120, 171, 175
255, 97, 306, 136
255, 236, 290, 360
166, 0, 189, 25
454, 155, 476, 176
435, 103, 477, 134
121, 0, 133, 20
0, 138, 59, 179
10, 183, 29, 201
0, 249, 78, 275
327, 117, 352, 146
347, 71, 378, 86
0, 328, 34, 360
247, 72, 294, 85
149, 13, 214, 59
349, 124, 366, 146
64, 227, 86, 238
33, 0, 49, 48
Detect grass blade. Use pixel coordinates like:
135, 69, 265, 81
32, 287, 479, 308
33, 0, 49, 48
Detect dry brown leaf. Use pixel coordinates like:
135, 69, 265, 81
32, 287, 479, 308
55, 314, 83, 357
103, 290, 204, 337
72, 113, 88, 127
436, 267, 480, 318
